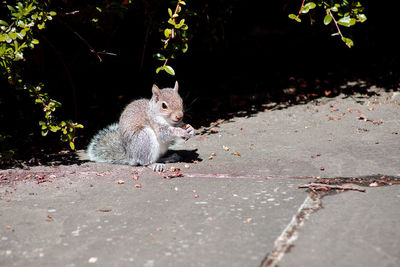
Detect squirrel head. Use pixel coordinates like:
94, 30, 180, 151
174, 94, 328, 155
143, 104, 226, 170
151, 81, 184, 126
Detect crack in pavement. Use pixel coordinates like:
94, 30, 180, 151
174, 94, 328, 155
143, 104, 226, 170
259, 175, 400, 267
260, 193, 322, 267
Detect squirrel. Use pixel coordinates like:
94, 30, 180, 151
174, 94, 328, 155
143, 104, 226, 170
86, 81, 194, 171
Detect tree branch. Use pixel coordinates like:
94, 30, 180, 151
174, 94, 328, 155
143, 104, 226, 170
297, 0, 306, 17
56, 17, 103, 62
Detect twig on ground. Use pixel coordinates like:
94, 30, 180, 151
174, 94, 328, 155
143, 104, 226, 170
358, 113, 383, 125
298, 182, 366, 192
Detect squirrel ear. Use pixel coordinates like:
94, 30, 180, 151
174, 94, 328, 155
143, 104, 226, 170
152, 84, 161, 102
173, 81, 179, 92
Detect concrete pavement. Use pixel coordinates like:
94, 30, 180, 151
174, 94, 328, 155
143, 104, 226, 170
1, 87, 399, 266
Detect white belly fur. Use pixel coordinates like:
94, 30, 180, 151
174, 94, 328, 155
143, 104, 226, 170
159, 142, 169, 158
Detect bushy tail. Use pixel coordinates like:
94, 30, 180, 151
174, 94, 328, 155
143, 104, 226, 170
87, 123, 130, 164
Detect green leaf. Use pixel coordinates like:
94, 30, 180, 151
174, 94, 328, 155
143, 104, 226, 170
164, 28, 172, 38
15, 52, 24, 60
39, 121, 47, 129
342, 37, 354, 48
163, 41, 169, 49
168, 8, 173, 17
175, 19, 185, 29
6, 36, 13, 43
289, 13, 301, 22
8, 32, 17, 40
37, 23, 45, 30
357, 14, 367, 23
19, 29, 26, 37
54, 100, 61, 107
156, 66, 163, 74
7, 5, 16, 12
0, 20, 9, 26
182, 43, 188, 53
0, 35, 8, 42
15, 32, 23, 39
49, 11, 57, 16
17, 20, 24, 27
324, 14, 332, 25
153, 53, 166, 60
301, 6, 310, 14
69, 141, 75, 150
168, 18, 175, 26
337, 16, 355, 27
164, 65, 175, 76
305, 2, 316, 9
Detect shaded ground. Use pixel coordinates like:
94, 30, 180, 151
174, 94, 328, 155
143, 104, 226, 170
1, 86, 399, 267
2, 79, 398, 169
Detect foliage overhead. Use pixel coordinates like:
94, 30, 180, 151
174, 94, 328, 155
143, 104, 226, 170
0, 0, 375, 159
0, 0, 83, 150
155, 0, 190, 76
289, 0, 367, 47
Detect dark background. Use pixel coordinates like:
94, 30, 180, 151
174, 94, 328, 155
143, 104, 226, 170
0, 1, 399, 159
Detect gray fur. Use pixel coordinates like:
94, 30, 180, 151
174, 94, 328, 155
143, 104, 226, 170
124, 126, 160, 166
86, 123, 131, 165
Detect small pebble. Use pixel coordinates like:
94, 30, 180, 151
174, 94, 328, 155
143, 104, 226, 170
88, 257, 98, 263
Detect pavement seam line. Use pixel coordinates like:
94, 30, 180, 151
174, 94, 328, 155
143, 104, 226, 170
260, 193, 321, 267
184, 173, 314, 179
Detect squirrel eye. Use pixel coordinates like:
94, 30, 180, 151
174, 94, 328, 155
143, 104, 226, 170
162, 102, 168, 109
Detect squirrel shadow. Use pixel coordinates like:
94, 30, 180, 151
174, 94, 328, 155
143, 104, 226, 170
167, 149, 202, 163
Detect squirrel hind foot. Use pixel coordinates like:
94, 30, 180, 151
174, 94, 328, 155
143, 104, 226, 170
149, 163, 166, 172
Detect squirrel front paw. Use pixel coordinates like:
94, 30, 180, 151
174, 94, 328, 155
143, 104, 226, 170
184, 124, 195, 138
180, 124, 195, 140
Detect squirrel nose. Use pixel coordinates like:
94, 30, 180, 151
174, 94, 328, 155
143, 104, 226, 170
174, 114, 183, 122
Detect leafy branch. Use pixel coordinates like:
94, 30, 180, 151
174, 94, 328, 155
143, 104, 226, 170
155, 0, 189, 76
28, 84, 83, 150
0, 1, 83, 150
325, 8, 351, 48
0, 2, 55, 81
289, 0, 367, 47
